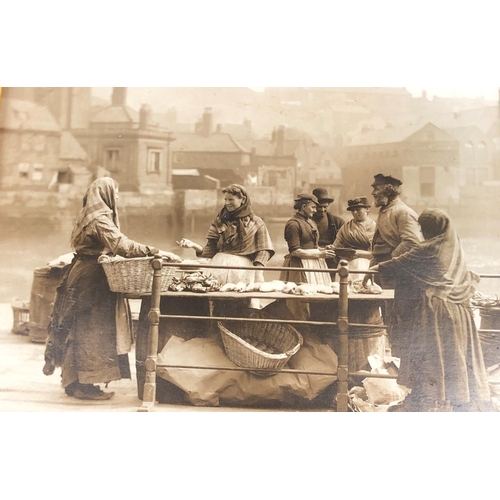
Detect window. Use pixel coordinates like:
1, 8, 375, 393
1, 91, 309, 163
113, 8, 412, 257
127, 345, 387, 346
464, 140, 475, 164
147, 149, 162, 174
32, 163, 44, 181
21, 133, 32, 151
18, 163, 29, 179
477, 141, 487, 165
420, 166, 435, 197
33, 135, 46, 152
105, 149, 121, 172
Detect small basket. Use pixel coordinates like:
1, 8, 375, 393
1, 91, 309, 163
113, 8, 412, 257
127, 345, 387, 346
218, 311, 303, 376
11, 300, 30, 336
101, 257, 177, 294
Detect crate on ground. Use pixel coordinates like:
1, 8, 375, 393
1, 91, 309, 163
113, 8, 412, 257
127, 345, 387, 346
11, 299, 30, 336
101, 257, 177, 294
218, 310, 303, 376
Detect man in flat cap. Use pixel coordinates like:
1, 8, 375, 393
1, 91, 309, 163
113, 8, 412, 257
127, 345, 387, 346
367, 173, 423, 280
365, 174, 423, 357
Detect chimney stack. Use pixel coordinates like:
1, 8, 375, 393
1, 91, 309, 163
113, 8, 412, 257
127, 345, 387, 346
275, 125, 285, 156
202, 107, 213, 137
139, 103, 152, 129
112, 87, 127, 106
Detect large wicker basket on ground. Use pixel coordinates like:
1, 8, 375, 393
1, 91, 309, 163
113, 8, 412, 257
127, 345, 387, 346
101, 257, 177, 294
218, 311, 303, 376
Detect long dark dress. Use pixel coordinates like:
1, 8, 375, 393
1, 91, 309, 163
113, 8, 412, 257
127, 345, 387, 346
49, 178, 157, 389
379, 208, 492, 411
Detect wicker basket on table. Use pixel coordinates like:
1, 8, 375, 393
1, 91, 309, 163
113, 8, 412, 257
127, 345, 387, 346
101, 257, 177, 294
218, 311, 303, 377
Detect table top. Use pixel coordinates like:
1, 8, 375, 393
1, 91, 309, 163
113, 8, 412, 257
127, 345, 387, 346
126, 289, 394, 301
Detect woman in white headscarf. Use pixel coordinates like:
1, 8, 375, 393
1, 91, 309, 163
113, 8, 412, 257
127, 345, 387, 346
44, 177, 180, 400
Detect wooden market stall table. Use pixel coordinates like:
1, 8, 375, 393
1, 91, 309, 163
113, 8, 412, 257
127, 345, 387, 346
128, 261, 394, 412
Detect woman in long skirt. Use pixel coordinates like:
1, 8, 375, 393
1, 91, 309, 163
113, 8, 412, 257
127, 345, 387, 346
372, 208, 494, 411
44, 177, 180, 400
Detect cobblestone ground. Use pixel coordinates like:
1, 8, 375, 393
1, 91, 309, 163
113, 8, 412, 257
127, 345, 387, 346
0, 304, 269, 412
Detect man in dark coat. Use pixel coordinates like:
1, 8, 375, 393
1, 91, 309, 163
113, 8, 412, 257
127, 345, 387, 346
312, 187, 345, 247
365, 173, 423, 358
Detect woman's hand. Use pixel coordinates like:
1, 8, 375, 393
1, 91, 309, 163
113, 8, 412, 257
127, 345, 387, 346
320, 249, 336, 259
176, 238, 203, 254
176, 238, 196, 249
363, 265, 379, 287
159, 250, 182, 262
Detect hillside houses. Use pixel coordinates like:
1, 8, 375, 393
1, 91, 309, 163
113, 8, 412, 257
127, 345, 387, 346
2, 86, 500, 224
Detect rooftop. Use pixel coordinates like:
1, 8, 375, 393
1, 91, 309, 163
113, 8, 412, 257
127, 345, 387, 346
0, 98, 61, 132
347, 122, 434, 146
59, 131, 88, 160
171, 132, 248, 153
91, 105, 140, 124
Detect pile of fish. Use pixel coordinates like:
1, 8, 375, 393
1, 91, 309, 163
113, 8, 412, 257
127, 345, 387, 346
167, 276, 384, 295
471, 292, 500, 308
350, 279, 383, 295
168, 271, 221, 293
218, 280, 341, 295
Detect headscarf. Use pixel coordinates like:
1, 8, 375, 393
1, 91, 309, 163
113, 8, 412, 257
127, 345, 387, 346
380, 208, 479, 303
70, 177, 119, 249
217, 184, 253, 223
206, 184, 274, 256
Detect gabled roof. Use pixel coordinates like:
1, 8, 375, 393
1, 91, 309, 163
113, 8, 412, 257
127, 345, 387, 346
443, 125, 488, 141
216, 123, 252, 140
240, 139, 301, 156
0, 98, 60, 132
59, 131, 88, 160
347, 122, 436, 146
412, 106, 499, 135
171, 132, 248, 153
91, 105, 140, 123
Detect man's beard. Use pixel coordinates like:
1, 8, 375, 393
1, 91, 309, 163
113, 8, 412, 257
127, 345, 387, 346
313, 211, 325, 220
373, 195, 389, 207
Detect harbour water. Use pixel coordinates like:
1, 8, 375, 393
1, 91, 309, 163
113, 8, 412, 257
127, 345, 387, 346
1, 214, 500, 304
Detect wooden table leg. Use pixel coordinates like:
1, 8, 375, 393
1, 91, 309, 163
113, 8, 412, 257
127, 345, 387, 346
137, 256, 163, 412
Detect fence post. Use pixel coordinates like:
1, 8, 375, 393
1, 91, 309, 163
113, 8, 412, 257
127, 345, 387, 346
336, 259, 350, 412
138, 255, 162, 412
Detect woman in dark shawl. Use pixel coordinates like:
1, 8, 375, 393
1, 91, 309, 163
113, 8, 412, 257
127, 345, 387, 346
371, 208, 493, 411
44, 177, 180, 400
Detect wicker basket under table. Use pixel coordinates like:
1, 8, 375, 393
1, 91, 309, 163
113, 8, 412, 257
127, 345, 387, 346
101, 257, 177, 294
218, 312, 303, 376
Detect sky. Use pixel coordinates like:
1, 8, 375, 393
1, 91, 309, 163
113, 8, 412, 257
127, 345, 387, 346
92, 86, 500, 110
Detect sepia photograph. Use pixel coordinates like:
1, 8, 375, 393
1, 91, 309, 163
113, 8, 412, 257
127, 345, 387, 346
2, 85, 500, 414
2, 2, 500, 498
